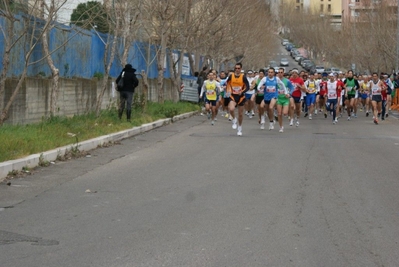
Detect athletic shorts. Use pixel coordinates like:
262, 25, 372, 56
387, 87, 392, 94
277, 97, 290, 106
223, 97, 230, 107
306, 94, 316, 106
230, 94, 246, 106
255, 95, 264, 105
326, 99, 338, 110
205, 99, 217, 106
347, 94, 355, 101
319, 94, 326, 100
371, 95, 382, 102
291, 96, 301, 103
245, 93, 254, 100
263, 98, 276, 105
360, 93, 369, 100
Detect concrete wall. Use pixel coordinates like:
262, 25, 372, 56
1, 77, 179, 125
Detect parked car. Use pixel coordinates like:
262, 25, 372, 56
285, 43, 294, 51
281, 39, 289, 46
295, 55, 304, 62
301, 59, 312, 68
331, 67, 340, 73
315, 66, 325, 73
280, 58, 289, 66
305, 62, 316, 72
291, 50, 300, 58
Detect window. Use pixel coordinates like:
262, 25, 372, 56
328, 4, 331, 12
320, 4, 324, 12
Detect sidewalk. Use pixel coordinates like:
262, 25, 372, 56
0, 111, 198, 182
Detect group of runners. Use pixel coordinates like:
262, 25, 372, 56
198, 63, 396, 136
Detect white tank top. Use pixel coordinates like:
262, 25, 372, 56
327, 81, 338, 99
370, 80, 381, 95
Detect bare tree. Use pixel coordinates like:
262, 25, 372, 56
0, 0, 59, 125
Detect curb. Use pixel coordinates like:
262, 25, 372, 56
0, 111, 198, 181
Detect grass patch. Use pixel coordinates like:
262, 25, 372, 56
0, 101, 199, 162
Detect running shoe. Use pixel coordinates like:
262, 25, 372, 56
207, 112, 211, 120
279, 127, 284, 133
260, 122, 265, 130
304, 112, 308, 117
314, 109, 318, 115
347, 116, 351, 121
333, 120, 336, 125
237, 126, 242, 136
232, 118, 237, 129
295, 120, 300, 127
289, 119, 293, 126
366, 112, 369, 117
269, 122, 274, 130
374, 119, 378, 125
324, 113, 327, 118
309, 114, 312, 120
211, 120, 215, 125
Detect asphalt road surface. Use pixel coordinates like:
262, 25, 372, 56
1, 109, 399, 267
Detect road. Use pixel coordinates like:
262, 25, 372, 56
1, 41, 399, 267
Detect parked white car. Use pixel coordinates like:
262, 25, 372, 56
281, 39, 289, 46
315, 66, 325, 73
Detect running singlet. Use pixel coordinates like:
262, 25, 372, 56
337, 80, 344, 97
264, 77, 278, 100
346, 78, 356, 95
256, 78, 264, 96
289, 77, 304, 98
247, 77, 255, 95
319, 81, 327, 96
278, 78, 290, 99
227, 74, 245, 95
306, 80, 317, 94
327, 81, 338, 99
370, 80, 381, 95
204, 80, 218, 101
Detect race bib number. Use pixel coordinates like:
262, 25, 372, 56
328, 93, 337, 98
372, 88, 379, 95
257, 88, 264, 94
206, 90, 215, 95
232, 86, 241, 94
278, 89, 286, 94
266, 86, 276, 93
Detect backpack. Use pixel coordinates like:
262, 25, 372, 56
117, 72, 125, 91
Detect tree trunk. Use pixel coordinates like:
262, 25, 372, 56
42, 27, 60, 117
157, 32, 167, 104
96, 32, 118, 116
141, 70, 149, 112
0, 16, 14, 102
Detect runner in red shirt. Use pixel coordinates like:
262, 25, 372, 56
318, 72, 328, 118
289, 69, 306, 127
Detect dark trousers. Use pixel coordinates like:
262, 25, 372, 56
119, 91, 134, 120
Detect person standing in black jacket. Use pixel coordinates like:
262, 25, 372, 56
116, 64, 139, 122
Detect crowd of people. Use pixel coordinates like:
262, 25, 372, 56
197, 63, 397, 136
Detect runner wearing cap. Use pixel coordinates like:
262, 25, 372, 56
326, 73, 341, 124
245, 70, 256, 119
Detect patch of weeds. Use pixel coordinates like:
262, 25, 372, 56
38, 153, 50, 167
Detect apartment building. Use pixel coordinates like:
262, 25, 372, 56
342, 0, 398, 23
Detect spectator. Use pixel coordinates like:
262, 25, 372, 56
116, 64, 139, 122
